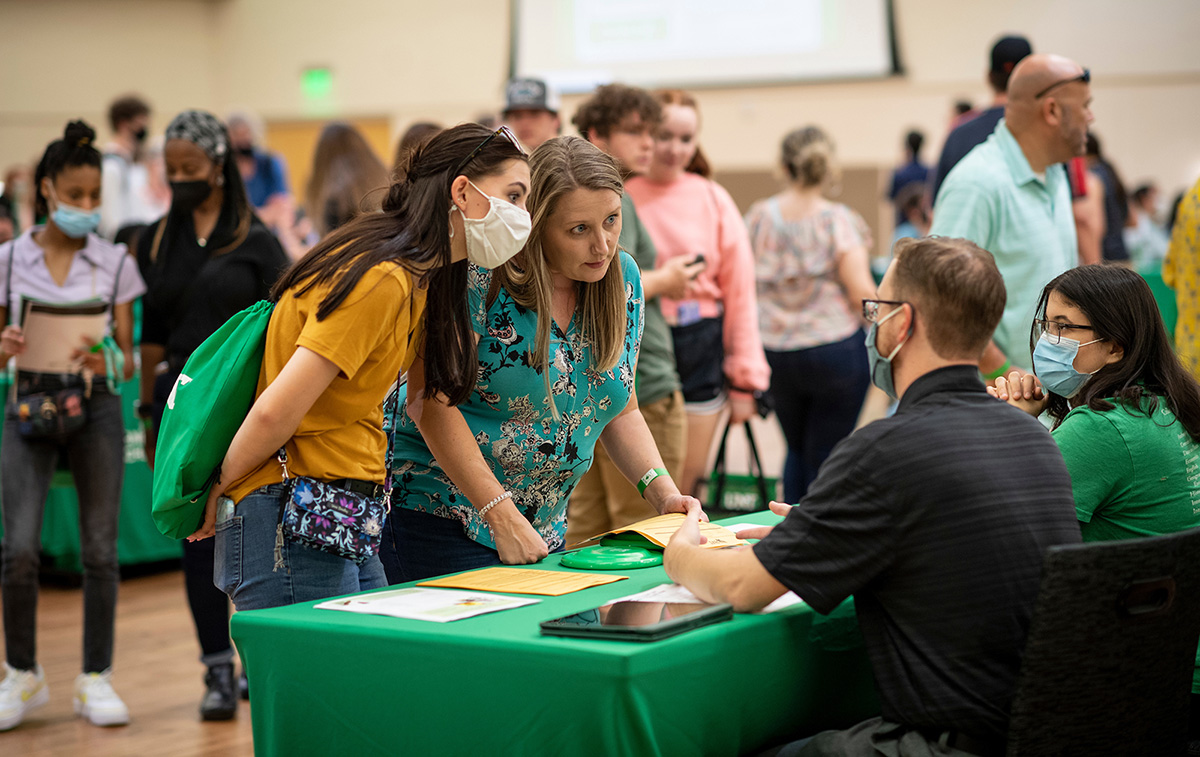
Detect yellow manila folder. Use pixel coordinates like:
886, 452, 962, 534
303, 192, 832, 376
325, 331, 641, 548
588, 513, 747, 550
416, 567, 629, 596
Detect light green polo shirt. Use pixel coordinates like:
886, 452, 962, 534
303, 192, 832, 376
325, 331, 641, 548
930, 120, 1077, 369
1051, 395, 1200, 692
620, 192, 681, 405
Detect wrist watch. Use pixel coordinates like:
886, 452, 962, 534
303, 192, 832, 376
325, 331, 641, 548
134, 400, 154, 420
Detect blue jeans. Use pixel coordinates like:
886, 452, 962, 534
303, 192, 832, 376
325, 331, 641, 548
378, 507, 503, 584
1, 382, 124, 673
766, 331, 870, 502
214, 484, 386, 611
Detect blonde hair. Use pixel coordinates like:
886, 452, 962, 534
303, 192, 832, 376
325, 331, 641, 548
781, 126, 839, 188
494, 136, 627, 416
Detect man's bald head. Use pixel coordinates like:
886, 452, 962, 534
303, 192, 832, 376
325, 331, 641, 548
1008, 54, 1087, 104
1005, 54, 1094, 169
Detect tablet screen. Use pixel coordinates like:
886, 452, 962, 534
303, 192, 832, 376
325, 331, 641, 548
544, 601, 717, 629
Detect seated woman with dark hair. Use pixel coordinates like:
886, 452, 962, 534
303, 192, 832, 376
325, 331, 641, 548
990, 263, 1200, 740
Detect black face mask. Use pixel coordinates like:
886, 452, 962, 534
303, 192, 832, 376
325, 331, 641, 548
170, 180, 213, 213
133, 127, 148, 144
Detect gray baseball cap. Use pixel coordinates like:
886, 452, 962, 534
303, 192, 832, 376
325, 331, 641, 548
503, 78, 560, 115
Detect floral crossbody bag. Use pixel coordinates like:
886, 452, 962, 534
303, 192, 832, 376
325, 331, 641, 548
274, 373, 401, 567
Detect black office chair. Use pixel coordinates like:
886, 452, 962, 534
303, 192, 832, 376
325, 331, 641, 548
1006, 526, 1200, 756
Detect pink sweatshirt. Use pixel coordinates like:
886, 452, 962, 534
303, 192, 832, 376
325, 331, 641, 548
626, 172, 770, 394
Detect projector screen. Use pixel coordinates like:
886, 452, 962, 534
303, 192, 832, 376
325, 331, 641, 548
512, 0, 897, 94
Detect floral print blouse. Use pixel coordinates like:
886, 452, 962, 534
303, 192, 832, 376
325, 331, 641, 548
388, 252, 645, 551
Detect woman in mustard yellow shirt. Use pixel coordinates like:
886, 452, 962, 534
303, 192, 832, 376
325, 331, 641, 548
190, 124, 532, 611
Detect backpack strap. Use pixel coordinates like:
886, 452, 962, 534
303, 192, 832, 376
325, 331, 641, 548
4, 239, 15, 327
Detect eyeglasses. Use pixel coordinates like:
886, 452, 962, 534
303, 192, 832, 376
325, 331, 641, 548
454, 125, 526, 176
1035, 68, 1090, 99
861, 299, 907, 324
1034, 318, 1098, 344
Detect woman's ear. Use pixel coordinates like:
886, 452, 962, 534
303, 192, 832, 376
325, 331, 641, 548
449, 175, 470, 212
1104, 340, 1125, 366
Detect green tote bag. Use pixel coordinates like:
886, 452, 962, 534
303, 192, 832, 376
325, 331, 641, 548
151, 300, 274, 539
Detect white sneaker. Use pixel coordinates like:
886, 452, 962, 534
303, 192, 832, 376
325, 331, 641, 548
0, 662, 49, 731
74, 669, 129, 726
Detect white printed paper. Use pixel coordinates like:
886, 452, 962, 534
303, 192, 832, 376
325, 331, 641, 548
614, 583, 804, 614
315, 587, 540, 623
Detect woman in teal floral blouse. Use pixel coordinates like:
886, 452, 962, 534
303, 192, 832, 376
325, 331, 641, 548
381, 136, 703, 582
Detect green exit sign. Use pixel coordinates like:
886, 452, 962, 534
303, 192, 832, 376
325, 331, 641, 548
302, 67, 333, 101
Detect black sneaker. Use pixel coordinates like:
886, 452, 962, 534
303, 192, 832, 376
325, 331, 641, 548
200, 663, 237, 721
238, 670, 249, 701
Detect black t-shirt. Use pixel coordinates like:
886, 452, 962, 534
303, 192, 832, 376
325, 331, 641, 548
137, 205, 288, 367
753, 365, 1081, 742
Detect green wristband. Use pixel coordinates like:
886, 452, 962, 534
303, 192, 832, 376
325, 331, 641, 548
637, 467, 669, 497
983, 359, 1012, 381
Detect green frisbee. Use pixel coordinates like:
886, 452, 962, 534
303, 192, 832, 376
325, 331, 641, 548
560, 545, 664, 570
600, 532, 662, 550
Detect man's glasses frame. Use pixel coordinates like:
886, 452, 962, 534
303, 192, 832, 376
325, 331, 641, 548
455, 125, 526, 176
1035, 68, 1090, 99
861, 299, 907, 324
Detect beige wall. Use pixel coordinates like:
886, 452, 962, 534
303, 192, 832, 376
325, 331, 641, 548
2, 0, 1199, 202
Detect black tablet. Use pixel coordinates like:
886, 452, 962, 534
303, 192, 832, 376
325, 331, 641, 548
539, 600, 733, 642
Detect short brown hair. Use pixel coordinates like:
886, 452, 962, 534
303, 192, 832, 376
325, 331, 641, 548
572, 84, 661, 141
108, 95, 150, 131
890, 237, 1006, 360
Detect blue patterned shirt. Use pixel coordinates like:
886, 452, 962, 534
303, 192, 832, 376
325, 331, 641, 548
388, 252, 645, 551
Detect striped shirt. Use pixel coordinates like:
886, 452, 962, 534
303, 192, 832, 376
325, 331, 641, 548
754, 365, 1081, 742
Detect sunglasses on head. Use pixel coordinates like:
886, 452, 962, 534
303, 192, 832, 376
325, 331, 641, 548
455, 125, 526, 176
1035, 68, 1090, 99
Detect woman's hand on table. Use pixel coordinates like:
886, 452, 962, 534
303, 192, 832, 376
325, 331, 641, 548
732, 501, 793, 541
987, 370, 1048, 417
655, 492, 707, 522
486, 502, 549, 564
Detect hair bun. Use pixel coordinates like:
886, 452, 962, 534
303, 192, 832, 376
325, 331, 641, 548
63, 120, 97, 149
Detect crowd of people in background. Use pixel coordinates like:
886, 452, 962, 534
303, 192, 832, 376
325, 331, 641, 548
0, 28, 1198, 756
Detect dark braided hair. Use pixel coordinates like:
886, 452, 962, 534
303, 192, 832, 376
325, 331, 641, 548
34, 120, 102, 218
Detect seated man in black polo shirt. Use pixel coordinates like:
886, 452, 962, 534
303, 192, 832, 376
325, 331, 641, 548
664, 236, 1081, 757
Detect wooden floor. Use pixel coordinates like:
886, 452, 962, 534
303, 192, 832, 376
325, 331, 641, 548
1, 569, 255, 756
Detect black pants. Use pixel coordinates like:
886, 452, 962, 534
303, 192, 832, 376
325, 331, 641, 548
154, 370, 232, 664
766, 330, 869, 502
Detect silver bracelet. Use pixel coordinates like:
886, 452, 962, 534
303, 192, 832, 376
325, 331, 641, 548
478, 490, 512, 518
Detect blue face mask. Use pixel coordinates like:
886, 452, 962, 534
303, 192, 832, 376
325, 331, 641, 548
48, 186, 101, 239
865, 305, 909, 400
1032, 333, 1104, 398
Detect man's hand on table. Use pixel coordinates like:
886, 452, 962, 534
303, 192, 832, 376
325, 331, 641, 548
731, 501, 793, 541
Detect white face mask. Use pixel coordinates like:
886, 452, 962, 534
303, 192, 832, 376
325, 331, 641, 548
453, 180, 532, 269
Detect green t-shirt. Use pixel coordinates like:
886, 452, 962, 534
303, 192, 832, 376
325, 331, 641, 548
620, 192, 681, 405
1051, 395, 1200, 692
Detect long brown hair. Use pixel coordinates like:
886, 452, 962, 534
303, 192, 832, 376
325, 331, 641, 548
1032, 265, 1200, 439
272, 123, 526, 405
305, 122, 389, 239
653, 89, 711, 178
493, 136, 626, 416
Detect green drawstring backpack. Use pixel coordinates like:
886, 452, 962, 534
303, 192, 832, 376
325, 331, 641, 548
151, 300, 274, 539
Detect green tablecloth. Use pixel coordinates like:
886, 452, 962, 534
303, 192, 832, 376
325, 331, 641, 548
232, 510, 879, 757
0, 380, 180, 571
